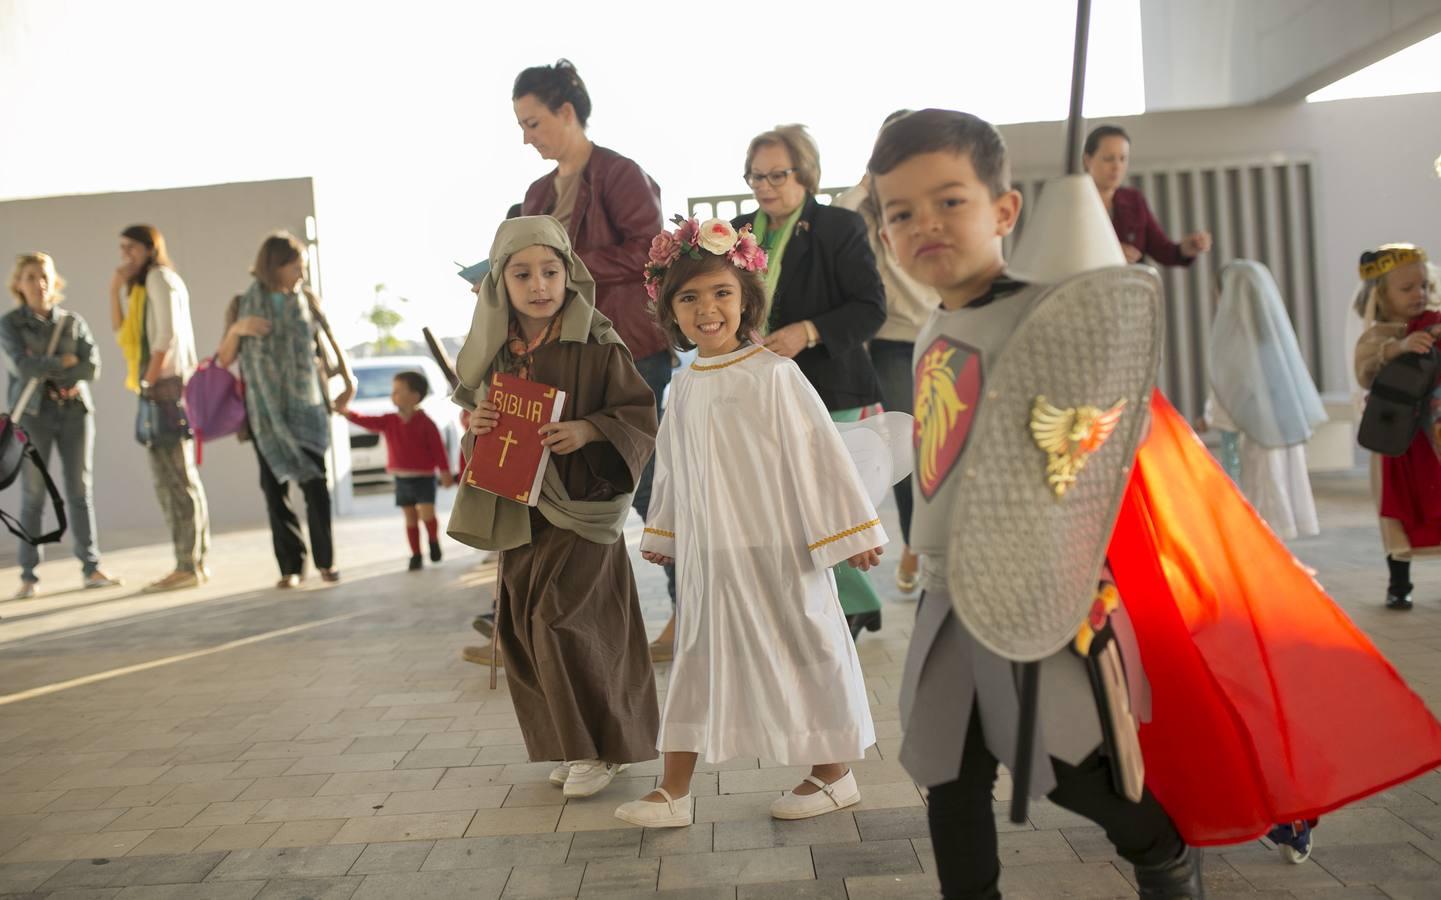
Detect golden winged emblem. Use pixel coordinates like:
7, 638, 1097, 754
1030, 396, 1128, 498
915, 345, 969, 493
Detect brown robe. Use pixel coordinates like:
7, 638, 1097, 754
496, 337, 660, 764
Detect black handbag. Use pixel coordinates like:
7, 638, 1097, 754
1358, 348, 1441, 456
135, 376, 193, 448
0, 414, 67, 545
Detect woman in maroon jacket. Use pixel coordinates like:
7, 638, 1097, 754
1083, 125, 1212, 267
512, 59, 676, 624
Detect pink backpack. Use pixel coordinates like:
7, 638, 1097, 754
183, 356, 247, 464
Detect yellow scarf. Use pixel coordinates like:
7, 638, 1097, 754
118, 283, 146, 393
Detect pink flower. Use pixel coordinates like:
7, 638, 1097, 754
648, 231, 681, 267
674, 217, 701, 249
729, 228, 766, 272
645, 279, 659, 301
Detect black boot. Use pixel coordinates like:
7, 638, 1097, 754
846, 610, 882, 639
429, 540, 443, 563
1135, 845, 1204, 899
1386, 590, 1413, 610
408, 554, 423, 571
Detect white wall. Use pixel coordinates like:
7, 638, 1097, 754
998, 91, 1441, 396
0, 178, 329, 560
1140, 0, 1441, 109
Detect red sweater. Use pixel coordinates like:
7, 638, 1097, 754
1110, 186, 1194, 268
345, 409, 450, 476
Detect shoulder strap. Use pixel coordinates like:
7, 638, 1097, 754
0, 441, 67, 545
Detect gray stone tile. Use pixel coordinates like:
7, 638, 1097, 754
811, 839, 919, 880
501, 862, 586, 898
346, 841, 434, 875
853, 807, 930, 843
1392, 804, 1441, 840
996, 861, 1135, 898
994, 830, 1082, 868
842, 872, 941, 899
658, 846, 814, 890
577, 857, 657, 896
712, 813, 860, 852
1311, 841, 1441, 885
113, 882, 267, 899
647, 890, 736, 900
207, 846, 366, 881
112, 852, 231, 886
1375, 882, 1441, 900
1294, 807, 1431, 845
420, 832, 573, 871
641, 824, 713, 858
1220, 842, 1343, 891
565, 828, 642, 862
253, 877, 364, 899
349, 868, 508, 900
40, 888, 125, 899
1059, 826, 1121, 864
0, 859, 67, 892
738, 879, 847, 899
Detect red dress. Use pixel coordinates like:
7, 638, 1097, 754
1108, 393, 1441, 845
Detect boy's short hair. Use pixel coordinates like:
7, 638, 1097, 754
394, 370, 429, 400
866, 109, 1011, 199
652, 254, 766, 352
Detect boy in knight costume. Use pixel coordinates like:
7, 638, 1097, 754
869, 109, 1441, 900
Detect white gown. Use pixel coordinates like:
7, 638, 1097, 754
640, 344, 884, 764
1207, 396, 1320, 540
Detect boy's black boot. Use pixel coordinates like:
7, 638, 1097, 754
430, 540, 443, 563
408, 554, 423, 571
1135, 845, 1204, 898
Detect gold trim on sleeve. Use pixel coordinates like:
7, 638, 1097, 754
691, 346, 766, 371
807, 518, 881, 552
644, 527, 675, 539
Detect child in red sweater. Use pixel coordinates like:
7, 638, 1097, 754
340, 371, 455, 570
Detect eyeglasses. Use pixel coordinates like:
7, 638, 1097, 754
744, 168, 797, 188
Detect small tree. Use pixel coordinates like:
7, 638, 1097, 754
365, 282, 408, 353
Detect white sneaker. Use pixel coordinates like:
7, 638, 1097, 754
11, 582, 35, 601
770, 770, 860, 820
615, 788, 692, 828
563, 760, 628, 798
548, 763, 571, 787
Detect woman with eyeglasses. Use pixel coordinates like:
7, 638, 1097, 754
733, 124, 888, 639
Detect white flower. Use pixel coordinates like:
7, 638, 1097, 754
696, 218, 739, 255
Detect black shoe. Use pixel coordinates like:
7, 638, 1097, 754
408, 555, 423, 571
429, 540, 443, 563
1386, 590, 1413, 610
846, 610, 883, 640
472, 612, 495, 639
1135, 845, 1204, 899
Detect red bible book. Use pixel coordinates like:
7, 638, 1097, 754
464, 373, 567, 506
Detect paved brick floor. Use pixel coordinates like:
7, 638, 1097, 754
1, 473, 1439, 899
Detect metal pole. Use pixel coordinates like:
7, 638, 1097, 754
1063, 0, 1094, 176
1010, 661, 1041, 823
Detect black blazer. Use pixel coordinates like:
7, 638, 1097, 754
733, 195, 886, 410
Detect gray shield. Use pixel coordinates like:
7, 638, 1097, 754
946, 266, 1164, 662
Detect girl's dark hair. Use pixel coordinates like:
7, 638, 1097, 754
1083, 124, 1130, 157
653, 254, 766, 352
121, 224, 173, 288
513, 59, 592, 128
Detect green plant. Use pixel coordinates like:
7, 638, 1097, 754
365, 282, 408, 352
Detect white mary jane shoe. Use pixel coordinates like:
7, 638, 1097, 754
615, 788, 693, 828
770, 770, 861, 820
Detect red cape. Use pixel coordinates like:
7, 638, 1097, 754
1108, 393, 1441, 845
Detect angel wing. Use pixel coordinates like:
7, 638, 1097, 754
1079, 400, 1127, 453
1029, 395, 1078, 457
1031, 396, 1129, 498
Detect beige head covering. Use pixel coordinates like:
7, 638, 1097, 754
448, 215, 631, 552
451, 215, 616, 412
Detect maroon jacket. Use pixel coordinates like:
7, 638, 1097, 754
522, 145, 667, 360
1110, 186, 1194, 268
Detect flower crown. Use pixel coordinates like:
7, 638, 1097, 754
643, 214, 767, 300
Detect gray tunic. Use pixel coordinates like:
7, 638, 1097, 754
897, 280, 1147, 793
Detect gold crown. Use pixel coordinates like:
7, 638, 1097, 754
1359, 244, 1427, 281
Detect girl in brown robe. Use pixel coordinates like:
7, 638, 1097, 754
448, 216, 659, 798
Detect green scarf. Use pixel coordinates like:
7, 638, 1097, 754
447, 215, 632, 552
752, 203, 806, 333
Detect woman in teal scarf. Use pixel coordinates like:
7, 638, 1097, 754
218, 233, 354, 587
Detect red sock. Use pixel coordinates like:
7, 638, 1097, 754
424, 518, 439, 542
406, 525, 421, 556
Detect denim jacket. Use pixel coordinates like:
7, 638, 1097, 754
0, 305, 100, 417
